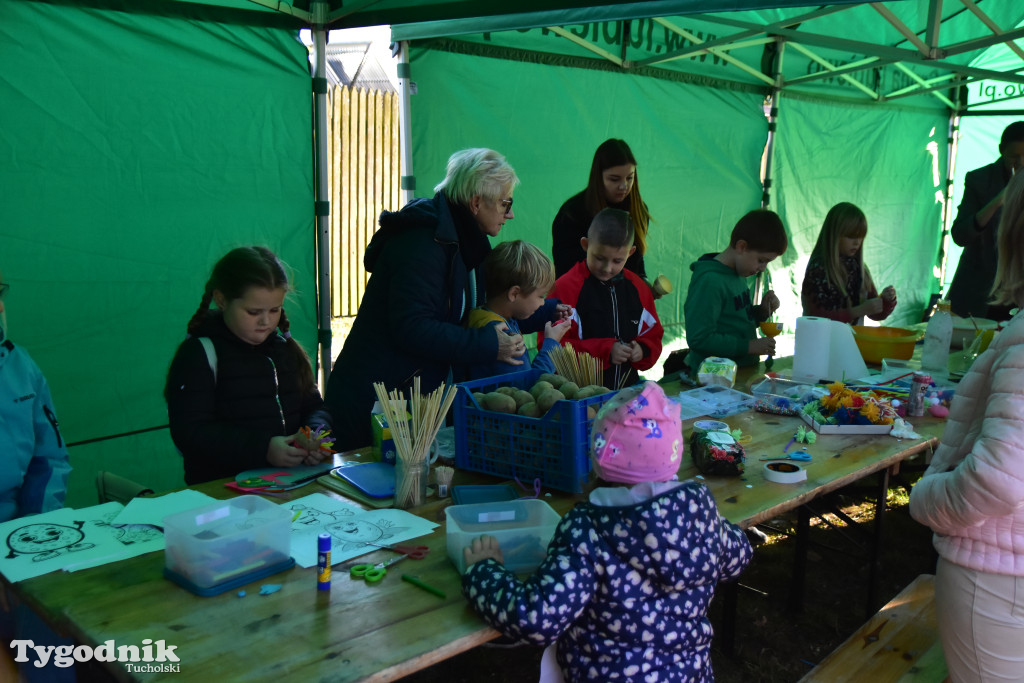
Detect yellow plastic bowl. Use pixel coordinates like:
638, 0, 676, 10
851, 326, 920, 364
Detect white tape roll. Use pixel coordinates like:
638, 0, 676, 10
693, 420, 729, 433
763, 461, 807, 484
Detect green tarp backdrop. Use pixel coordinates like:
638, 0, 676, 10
1, 0, 1022, 508
1, 1, 315, 505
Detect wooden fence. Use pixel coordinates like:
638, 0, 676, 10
327, 85, 401, 319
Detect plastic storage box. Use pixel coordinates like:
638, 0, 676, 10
751, 377, 820, 416
446, 499, 561, 574
454, 368, 618, 493
163, 495, 294, 596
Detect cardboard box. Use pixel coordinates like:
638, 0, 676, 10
372, 410, 409, 465
800, 411, 892, 435
446, 499, 560, 575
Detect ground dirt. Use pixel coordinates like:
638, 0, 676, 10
404, 461, 936, 683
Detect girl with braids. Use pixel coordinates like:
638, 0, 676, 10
551, 139, 653, 284
165, 246, 332, 485
801, 202, 897, 325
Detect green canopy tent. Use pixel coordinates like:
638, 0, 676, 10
2, 0, 1022, 507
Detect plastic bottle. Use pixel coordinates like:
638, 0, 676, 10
921, 299, 953, 371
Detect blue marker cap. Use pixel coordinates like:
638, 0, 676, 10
318, 533, 331, 552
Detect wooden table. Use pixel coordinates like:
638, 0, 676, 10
9, 361, 948, 682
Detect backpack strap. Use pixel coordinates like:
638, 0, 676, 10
198, 336, 217, 384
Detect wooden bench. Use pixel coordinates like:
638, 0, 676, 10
800, 574, 948, 682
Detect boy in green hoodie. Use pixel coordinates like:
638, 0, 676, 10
684, 209, 788, 375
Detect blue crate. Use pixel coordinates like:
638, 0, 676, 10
454, 369, 617, 493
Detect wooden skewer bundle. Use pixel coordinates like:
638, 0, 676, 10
550, 344, 603, 387
372, 377, 457, 509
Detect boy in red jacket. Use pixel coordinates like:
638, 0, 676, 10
550, 208, 663, 389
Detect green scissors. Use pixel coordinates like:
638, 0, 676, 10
350, 554, 408, 583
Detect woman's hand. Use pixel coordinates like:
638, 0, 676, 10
266, 434, 310, 467
544, 319, 570, 344
495, 324, 525, 366
463, 534, 505, 568
553, 303, 572, 322
881, 286, 897, 304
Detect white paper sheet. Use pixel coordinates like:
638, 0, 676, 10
0, 503, 165, 582
284, 493, 438, 568
110, 489, 220, 526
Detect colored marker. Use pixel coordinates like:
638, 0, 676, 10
401, 574, 446, 599
317, 533, 331, 591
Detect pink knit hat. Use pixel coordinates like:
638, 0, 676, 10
590, 381, 683, 484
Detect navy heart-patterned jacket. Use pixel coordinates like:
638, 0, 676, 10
462, 480, 752, 682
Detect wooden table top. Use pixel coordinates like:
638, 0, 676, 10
10, 359, 948, 682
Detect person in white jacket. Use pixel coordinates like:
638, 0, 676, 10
909, 168, 1024, 682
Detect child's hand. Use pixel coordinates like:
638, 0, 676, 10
553, 303, 572, 322
856, 297, 885, 318
628, 341, 644, 363
495, 324, 526, 366
267, 435, 310, 467
749, 337, 776, 356
544, 319, 570, 344
762, 289, 780, 314
609, 341, 633, 365
464, 534, 505, 568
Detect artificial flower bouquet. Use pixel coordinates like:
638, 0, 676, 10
801, 381, 898, 427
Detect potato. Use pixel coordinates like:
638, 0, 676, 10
513, 389, 534, 408
483, 391, 517, 414
587, 406, 598, 419
574, 386, 597, 400
538, 373, 566, 389
537, 388, 566, 413
517, 401, 541, 418
495, 386, 518, 397
583, 384, 610, 396
472, 391, 488, 406
529, 380, 554, 400
559, 381, 580, 400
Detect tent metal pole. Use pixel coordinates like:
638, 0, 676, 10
398, 41, 416, 206
756, 38, 785, 306
761, 38, 785, 211
938, 100, 962, 298
312, 2, 333, 386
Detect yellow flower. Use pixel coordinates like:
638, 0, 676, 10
860, 400, 880, 423
827, 380, 847, 396
821, 391, 843, 412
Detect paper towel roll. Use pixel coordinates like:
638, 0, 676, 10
792, 317, 869, 383
793, 317, 831, 383
827, 320, 868, 381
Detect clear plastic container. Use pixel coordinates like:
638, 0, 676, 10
163, 495, 292, 591
921, 299, 953, 371
446, 499, 560, 575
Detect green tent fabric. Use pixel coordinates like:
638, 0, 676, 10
3, 0, 1024, 509
1, 1, 314, 505
773, 98, 949, 327
408, 45, 767, 338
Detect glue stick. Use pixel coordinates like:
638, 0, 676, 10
317, 533, 331, 591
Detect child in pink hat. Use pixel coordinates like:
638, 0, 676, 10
462, 381, 751, 682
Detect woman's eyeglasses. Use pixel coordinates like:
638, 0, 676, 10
500, 198, 514, 217
0, 283, 8, 300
